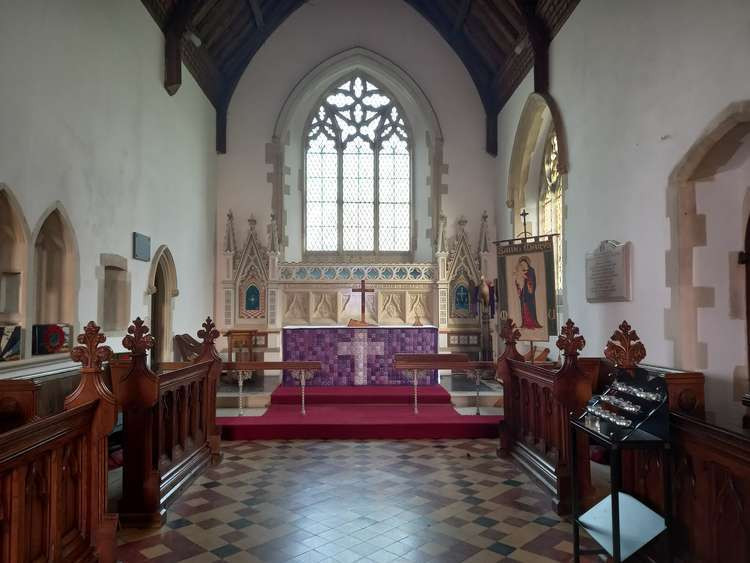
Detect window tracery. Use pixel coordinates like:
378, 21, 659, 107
539, 130, 564, 293
305, 75, 411, 254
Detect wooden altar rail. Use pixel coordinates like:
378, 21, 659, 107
108, 317, 222, 528
394, 354, 472, 414
0, 322, 118, 563
497, 319, 593, 515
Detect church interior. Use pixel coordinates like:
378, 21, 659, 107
1, 0, 749, 561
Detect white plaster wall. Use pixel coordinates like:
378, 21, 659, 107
496, 0, 750, 403
218, 0, 497, 302
0, 0, 217, 355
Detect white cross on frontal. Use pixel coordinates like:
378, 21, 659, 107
337, 329, 384, 385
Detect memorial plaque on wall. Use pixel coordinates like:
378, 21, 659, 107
586, 240, 631, 302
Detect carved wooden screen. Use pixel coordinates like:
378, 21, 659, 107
305, 75, 411, 255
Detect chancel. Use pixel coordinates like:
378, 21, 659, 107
2, 0, 750, 562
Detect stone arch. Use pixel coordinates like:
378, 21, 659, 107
267, 47, 446, 261
147, 245, 179, 364
0, 185, 31, 330
666, 100, 750, 371
506, 93, 568, 219
31, 202, 79, 334
97, 253, 131, 334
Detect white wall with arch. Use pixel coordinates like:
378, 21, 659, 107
217, 0, 497, 306
494, 0, 750, 419
0, 0, 217, 364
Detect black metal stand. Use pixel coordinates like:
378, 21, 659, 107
570, 417, 672, 562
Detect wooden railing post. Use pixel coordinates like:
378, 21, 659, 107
553, 319, 593, 512
114, 317, 161, 527
195, 317, 222, 464
497, 318, 523, 457
65, 322, 118, 563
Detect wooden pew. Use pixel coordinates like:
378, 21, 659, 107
498, 318, 594, 515
109, 317, 222, 528
0, 379, 40, 433
0, 322, 117, 563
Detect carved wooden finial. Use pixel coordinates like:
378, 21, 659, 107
122, 317, 155, 354
70, 321, 112, 371
604, 320, 646, 369
556, 319, 586, 357
198, 317, 220, 344
500, 318, 521, 345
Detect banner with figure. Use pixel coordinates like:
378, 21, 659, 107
496, 237, 557, 341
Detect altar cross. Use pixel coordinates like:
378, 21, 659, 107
352, 279, 374, 324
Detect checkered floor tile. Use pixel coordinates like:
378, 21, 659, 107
117, 440, 596, 562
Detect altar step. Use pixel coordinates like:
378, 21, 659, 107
218, 404, 502, 440
217, 385, 502, 440
270, 385, 451, 405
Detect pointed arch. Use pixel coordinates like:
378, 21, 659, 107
0, 184, 31, 330
147, 245, 179, 364
666, 100, 750, 371
267, 47, 446, 261
506, 93, 568, 213
31, 202, 79, 334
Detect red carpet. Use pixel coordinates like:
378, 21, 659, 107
270, 385, 451, 405
218, 385, 502, 440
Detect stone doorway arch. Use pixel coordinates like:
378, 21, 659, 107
147, 245, 179, 365
666, 101, 750, 372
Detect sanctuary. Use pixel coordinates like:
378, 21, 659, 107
3, 0, 750, 562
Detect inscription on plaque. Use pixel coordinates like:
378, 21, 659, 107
586, 241, 631, 303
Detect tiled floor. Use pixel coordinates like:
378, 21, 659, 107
117, 440, 591, 562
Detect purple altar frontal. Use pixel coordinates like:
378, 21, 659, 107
282, 326, 438, 386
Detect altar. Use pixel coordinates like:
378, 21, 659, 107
282, 325, 438, 386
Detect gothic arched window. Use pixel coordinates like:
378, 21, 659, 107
305, 75, 411, 254
539, 130, 564, 293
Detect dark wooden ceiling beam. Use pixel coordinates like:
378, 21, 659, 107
480, 0, 519, 50
493, 0, 525, 33
405, 0, 494, 109
247, 0, 264, 29
464, 19, 508, 68
453, 0, 473, 33
200, 1, 243, 51
164, 0, 200, 96
192, 0, 220, 28
518, 0, 550, 93
141, 0, 580, 155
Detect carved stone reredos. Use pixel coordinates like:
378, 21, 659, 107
231, 213, 269, 283
446, 216, 480, 284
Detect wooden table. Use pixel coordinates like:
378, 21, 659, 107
224, 329, 258, 362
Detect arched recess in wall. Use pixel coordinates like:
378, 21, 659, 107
31, 203, 79, 340
505, 93, 568, 312
506, 93, 568, 233
97, 253, 131, 334
147, 245, 179, 365
0, 185, 30, 330
666, 101, 750, 381
267, 47, 445, 262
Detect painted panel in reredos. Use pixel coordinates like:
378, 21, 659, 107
497, 238, 557, 341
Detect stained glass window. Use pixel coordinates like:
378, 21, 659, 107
539, 130, 564, 293
305, 75, 411, 253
